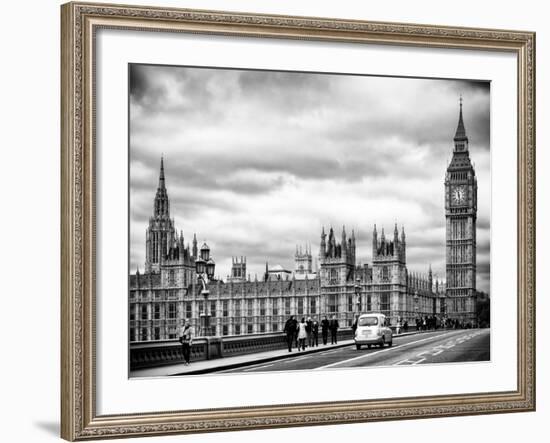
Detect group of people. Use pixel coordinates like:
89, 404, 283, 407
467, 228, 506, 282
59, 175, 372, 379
415, 315, 439, 331
444, 318, 473, 329
283, 315, 340, 352
177, 314, 344, 365
414, 316, 473, 331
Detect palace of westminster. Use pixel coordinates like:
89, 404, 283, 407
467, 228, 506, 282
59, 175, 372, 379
129, 102, 481, 342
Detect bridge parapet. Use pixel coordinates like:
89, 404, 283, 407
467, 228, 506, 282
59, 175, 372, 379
131, 329, 354, 369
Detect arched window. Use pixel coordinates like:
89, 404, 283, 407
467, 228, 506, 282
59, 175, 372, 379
169, 269, 175, 285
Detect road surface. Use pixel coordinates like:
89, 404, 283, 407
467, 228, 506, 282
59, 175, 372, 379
219, 328, 490, 373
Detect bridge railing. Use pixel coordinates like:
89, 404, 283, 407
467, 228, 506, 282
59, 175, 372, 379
130, 329, 354, 370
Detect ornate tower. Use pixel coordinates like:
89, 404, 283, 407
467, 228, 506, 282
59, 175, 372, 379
295, 244, 312, 274
319, 226, 356, 285
372, 224, 406, 277
228, 256, 247, 282
445, 99, 478, 322
145, 157, 176, 273
371, 224, 407, 321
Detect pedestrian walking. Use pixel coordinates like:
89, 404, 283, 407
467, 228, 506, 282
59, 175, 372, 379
297, 317, 307, 351
351, 315, 358, 337
178, 320, 193, 365
321, 316, 330, 345
306, 317, 313, 348
311, 317, 319, 347
329, 315, 339, 344
283, 315, 298, 352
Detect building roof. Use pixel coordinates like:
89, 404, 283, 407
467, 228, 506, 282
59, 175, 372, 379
293, 272, 318, 280
268, 264, 291, 273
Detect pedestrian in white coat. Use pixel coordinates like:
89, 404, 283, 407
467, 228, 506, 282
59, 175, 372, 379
297, 317, 307, 351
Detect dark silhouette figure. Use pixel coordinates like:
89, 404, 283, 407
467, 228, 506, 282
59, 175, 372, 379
284, 315, 298, 352
321, 316, 330, 345
329, 315, 339, 344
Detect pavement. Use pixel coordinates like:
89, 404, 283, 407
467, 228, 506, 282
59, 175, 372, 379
130, 329, 429, 378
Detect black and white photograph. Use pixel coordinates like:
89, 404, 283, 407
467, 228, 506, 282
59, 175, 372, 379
128, 64, 491, 377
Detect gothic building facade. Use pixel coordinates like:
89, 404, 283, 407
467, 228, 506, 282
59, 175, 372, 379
129, 101, 478, 342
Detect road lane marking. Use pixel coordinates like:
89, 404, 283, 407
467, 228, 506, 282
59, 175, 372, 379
314, 330, 466, 370
431, 347, 445, 356
219, 347, 350, 372
284, 355, 311, 362
243, 363, 274, 371
393, 330, 486, 366
238, 332, 461, 371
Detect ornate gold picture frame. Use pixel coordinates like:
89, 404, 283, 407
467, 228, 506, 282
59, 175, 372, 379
61, 2, 535, 440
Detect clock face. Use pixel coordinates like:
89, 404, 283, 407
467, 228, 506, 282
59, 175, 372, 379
451, 186, 466, 205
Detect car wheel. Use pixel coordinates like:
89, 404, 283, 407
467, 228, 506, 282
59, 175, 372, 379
380, 337, 385, 348
356, 344, 361, 350
388, 340, 393, 347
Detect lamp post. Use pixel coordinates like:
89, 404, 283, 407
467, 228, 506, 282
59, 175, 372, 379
196, 242, 215, 337
354, 277, 361, 322
414, 290, 419, 330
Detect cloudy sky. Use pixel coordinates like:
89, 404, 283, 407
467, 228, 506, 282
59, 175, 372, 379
129, 64, 490, 293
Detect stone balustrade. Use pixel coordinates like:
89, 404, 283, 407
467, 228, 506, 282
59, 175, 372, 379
130, 329, 354, 369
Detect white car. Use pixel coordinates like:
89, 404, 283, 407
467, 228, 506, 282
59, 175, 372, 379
354, 313, 393, 350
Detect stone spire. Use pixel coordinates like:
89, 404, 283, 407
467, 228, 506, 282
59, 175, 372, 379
319, 226, 326, 258
192, 233, 198, 258
453, 96, 469, 152
153, 156, 169, 218
158, 155, 166, 189
341, 225, 347, 253
179, 230, 184, 249
372, 224, 378, 257
454, 97, 467, 139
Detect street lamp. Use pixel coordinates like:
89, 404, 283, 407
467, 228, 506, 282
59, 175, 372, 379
196, 242, 215, 336
354, 277, 361, 322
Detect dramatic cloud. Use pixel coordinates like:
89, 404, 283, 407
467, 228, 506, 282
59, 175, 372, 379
129, 64, 491, 293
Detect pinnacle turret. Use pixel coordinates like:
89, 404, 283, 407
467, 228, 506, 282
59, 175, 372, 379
341, 226, 347, 253
319, 226, 327, 258
158, 155, 166, 189
192, 233, 198, 258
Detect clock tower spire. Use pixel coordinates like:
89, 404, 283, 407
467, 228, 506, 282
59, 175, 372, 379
445, 98, 478, 325
453, 95, 469, 152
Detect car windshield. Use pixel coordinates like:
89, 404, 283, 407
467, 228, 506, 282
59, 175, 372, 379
358, 317, 379, 326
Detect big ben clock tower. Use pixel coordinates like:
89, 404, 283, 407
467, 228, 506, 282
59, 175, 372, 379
445, 99, 477, 324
